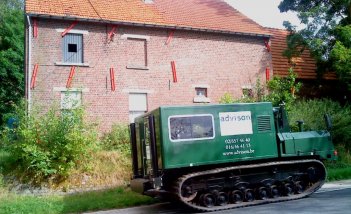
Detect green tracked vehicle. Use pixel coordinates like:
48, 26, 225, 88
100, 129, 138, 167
129, 102, 336, 212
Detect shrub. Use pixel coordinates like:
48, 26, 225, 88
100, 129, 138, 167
219, 79, 265, 104
266, 68, 302, 109
219, 69, 302, 109
288, 99, 351, 150
219, 92, 236, 104
1, 103, 99, 184
102, 124, 131, 155
0, 150, 14, 178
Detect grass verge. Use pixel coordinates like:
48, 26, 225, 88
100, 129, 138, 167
0, 187, 157, 214
0, 149, 157, 214
326, 144, 351, 181
327, 167, 351, 181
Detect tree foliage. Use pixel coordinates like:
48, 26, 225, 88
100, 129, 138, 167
279, 0, 351, 90
0, 0, 24, 125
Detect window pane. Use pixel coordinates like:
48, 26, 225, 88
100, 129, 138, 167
169, 115, 214, 141
129, 93, 147, 111
129, 111, 145, 123
68, 44, 78, 52
196, 88, 207, 97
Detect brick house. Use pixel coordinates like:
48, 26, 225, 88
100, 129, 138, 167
25, 0, 276, 132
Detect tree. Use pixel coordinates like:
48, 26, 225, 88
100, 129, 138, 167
0, 0, 24, 125
279, 0, 351, 91
0, 0, 24, 10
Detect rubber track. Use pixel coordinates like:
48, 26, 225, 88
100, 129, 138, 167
174, 159, 326, 212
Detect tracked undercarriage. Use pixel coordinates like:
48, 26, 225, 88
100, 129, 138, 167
172, 159, 326, 212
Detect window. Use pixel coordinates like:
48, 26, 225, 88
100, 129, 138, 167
55, 29, 89, 66
63, 33, 83, 63
196, 88, 207, 97
129, 93, 147, 122
194, 87, 210, 103
122, 34, 150, 70
61, 91, 82, 110
242, 87, 253, 99
169, 114, 215, 142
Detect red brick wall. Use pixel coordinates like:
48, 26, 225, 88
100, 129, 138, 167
28, 18, 272, 132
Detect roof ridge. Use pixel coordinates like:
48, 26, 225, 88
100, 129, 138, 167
265, 27, 291, 32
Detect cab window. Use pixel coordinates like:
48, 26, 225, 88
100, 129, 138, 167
169, 114, 215, 142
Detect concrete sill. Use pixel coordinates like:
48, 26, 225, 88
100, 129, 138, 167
126, 65, 149, 70
193, 96, 211, 103
55, 62, 90, 67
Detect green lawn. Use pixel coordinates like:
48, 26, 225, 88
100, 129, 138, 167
0, 187, 157, 214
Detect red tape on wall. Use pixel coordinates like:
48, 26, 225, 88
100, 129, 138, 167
61, 21, 78, 37
110, 67, 116, 91
108, 25, 118, 41
30, 64, 39, 89
171, 61, 177, 83
266, 67, 270, 81
33, 19, 38, 38
166, 30, 175, 45
264, 39, 271, 52
66, 66, 76, 88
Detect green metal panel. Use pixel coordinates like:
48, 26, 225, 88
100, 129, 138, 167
134, 109, 165, 176
277, 132, 296, 156
153, 110, 163, 169
157, 103, 278, 169
280, 131, 335, 159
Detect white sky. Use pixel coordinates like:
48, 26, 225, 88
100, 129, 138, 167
225, 0, 302, 29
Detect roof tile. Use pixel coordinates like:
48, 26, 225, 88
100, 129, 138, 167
26, 0, 271, 36
269, 28, 336, 80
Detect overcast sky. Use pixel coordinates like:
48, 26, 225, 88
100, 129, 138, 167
225, 0, 302, 29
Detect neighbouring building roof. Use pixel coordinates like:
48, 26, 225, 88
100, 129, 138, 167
269, 28, 336, 80
25, 0, 271, 37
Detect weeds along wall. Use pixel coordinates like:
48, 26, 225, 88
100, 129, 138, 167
27, 18, 272, 132
1, 105, 99, 183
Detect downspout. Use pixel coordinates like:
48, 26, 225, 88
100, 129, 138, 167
26, 15, 32, 113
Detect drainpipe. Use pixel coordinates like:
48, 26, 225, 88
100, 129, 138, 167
26, 15, 32, 113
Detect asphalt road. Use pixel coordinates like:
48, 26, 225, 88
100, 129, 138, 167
88, 180, 351, 214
